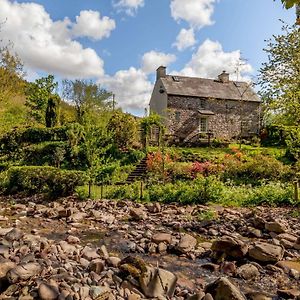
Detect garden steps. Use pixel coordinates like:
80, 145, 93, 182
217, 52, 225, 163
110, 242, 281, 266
125, 157, 147, 184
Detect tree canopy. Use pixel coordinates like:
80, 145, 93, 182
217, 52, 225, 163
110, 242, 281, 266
259, 24, 300, 125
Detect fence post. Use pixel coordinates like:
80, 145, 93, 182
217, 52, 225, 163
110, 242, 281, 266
294, 180, 299, 203
100, 183, 103, 200
140, 181, 143, 200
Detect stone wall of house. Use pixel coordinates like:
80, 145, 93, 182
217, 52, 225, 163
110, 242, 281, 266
167, 95, 260, 142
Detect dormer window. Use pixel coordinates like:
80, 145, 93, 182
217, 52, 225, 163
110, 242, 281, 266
200, 99, 206, 109
172, 76, 180, 82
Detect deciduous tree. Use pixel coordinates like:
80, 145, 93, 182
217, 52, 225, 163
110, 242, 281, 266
259, 24, 300, 125
25, 75, 58, 125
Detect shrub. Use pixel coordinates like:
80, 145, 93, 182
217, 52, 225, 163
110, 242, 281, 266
23, 142, 67, 167
0, 166, 87, 197
0, 126, 68, 155
222, 154, 293, 183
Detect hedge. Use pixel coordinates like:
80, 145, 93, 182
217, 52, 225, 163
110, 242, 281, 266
0, 166, 87, 198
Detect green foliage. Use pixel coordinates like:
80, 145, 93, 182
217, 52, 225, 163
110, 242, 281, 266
140, 114, 165, 150
197, 209, 218, 222
280, 0, 299, 9
108, 111, 138, 149
62, 79, 112, 124
46, 94, 61, 128
0, 47, 25, 102
23, 142, 67, 168
285, 126, 300, 161
25, 75, 58, 125
0, 126, 68, 156
222, 154, 293, 183
0, 166, 87, 197
259, 24, 300, 126
103, 177, 294, 207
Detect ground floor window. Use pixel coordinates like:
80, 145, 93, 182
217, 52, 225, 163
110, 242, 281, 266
199, 117, 208, 132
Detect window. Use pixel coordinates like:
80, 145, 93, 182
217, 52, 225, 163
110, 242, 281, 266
200, 99, 206, 109
172, 76, 180, 82
199, 117, 208, 132
175, 111, 181, 122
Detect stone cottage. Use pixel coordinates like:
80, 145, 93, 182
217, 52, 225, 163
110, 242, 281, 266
149, 66, 261, 144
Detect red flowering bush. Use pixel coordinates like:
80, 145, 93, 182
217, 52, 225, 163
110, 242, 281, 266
146, 151, 172, 174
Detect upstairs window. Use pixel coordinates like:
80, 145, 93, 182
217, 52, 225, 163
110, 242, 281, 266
200, 99, 206, 109
175, 111, 181, 122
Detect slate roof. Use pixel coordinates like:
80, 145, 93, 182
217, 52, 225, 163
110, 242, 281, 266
160, 75, 260, 102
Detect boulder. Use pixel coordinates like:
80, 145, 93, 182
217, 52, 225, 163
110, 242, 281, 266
5, 228, 23, 241
236, 264, 259, 280
177, 234, 197, 253
7, 263, 42, 283
152, 233, 172, 245
140, 266, 177, 298
205, 277, 246, 300
249, 242, 284, 263
211, 236, 248, 259
38, 283, 59, 300
265, 220, 287, 234
130, 208, 147, 221
0, 260, 16, 278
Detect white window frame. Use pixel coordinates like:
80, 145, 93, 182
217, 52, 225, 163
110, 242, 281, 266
199, 117, 208, 133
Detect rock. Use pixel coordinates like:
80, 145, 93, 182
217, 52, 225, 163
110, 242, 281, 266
245, 291, 273, 300
152, 233, 172, 245
5, 228, 23, 241
265, 221, 287, 234
107, 257, 121, 267
82, 246, 100, 261
7, 263, 42, 283
177, 234, 197, 253
237, 264, 259, 280
0, 228, 14, 236
0, 260, 16, 278
89, 260, 105, 274
249, 242, 284, 263
211, 236, 248, 259
205, 277, 246, 300
140, 266, 177, 298
187, 291, 205, 300
68, 212, 87, 223
128, 293, 141, 300
38, 283, 59, 300
277, 260, 300, 273
158, 242, 168, 253
59, 241, 77, 255
66, 235, 80, 244
247, 227, 262, 238
203, 294, 214, 300
277, 289, 300, 299
130, 208, 147, 221
89, 286, 111, 300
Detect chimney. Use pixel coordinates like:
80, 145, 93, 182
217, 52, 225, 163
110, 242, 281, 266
218, 70, 230, 83
156, 66, 166, 80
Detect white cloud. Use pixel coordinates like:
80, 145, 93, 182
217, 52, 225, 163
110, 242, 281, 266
72, 10, 116, 41
113, 0, 144, 16
141, 51, 176, 74
173, 28, 196, 51
101, 67, 153, 110
180, 39, 253, 80
170, 0, 217, 29
0, 0, 115, 78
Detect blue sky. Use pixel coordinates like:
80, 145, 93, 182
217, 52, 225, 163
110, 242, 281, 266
0, 0, 295, 115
